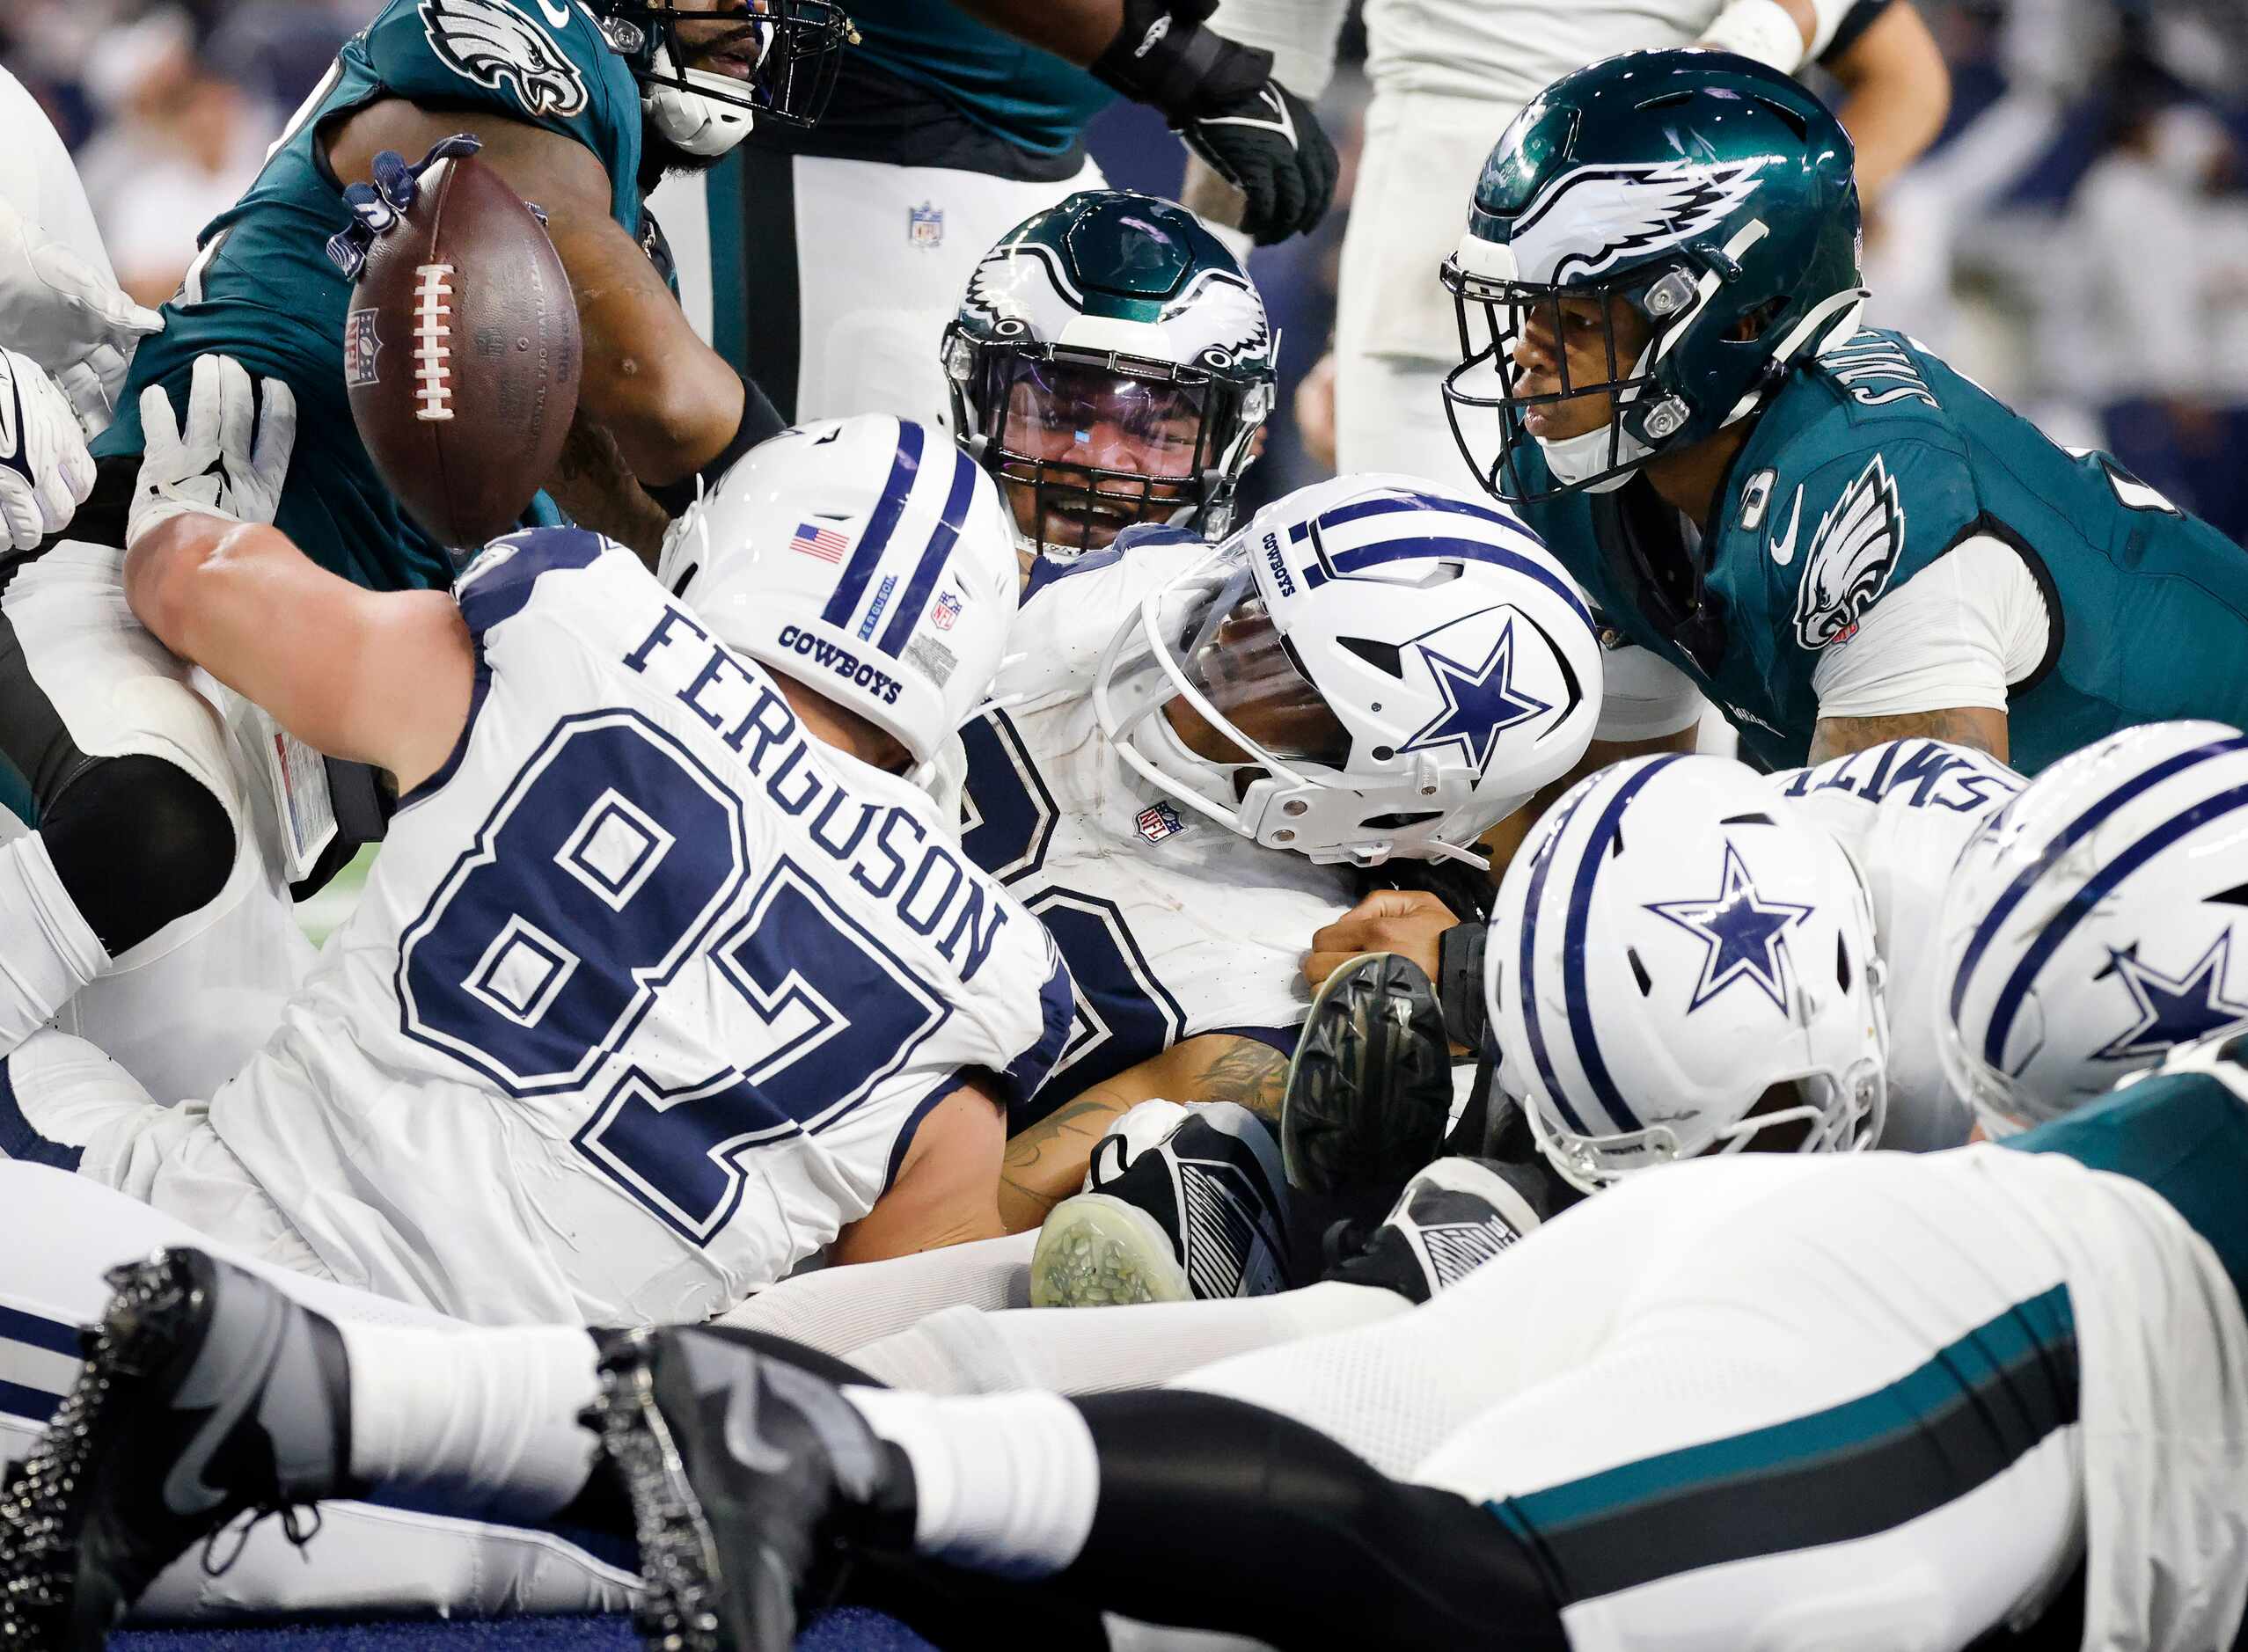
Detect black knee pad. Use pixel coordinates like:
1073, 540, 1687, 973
42, 755, 236, 954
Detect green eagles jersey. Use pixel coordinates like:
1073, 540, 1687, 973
91, 0, 645, 593
843, 0, 1111, 157
2007, 1064, 2248, 1309
1521, 328, 2248, 775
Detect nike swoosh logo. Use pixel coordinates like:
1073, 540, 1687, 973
723, 1368, 788, 1476
163, 1300, 285, 1517
1768, 484, 1804, 567
535, 0, 573, 26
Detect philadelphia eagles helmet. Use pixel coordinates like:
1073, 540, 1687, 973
587, 0, 857, 157
943, 190, 1278, 562
1442, 48, 1866, 502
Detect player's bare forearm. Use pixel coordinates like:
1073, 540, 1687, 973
1808, 705, 2009, 765
1481, 725, 1700, 884
125, 513, 472, 790
951, 0, 1120, 66
544, 415, 670, 567
995, 1034, 1288, 1232
326, 101, 743, 489
1828, 1, 1951, 206
835, 1080, 1007, 1263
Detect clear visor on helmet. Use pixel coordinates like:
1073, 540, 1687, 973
1173, 564, 1351, 768
1440, 259, 1691, 505
988, 350, 1217, 558
632, 0, 854, 129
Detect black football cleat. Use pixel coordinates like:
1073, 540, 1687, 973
1320, 1157, 1550, 1305
0, 1247, 350, 1649
1281, 951, 1455, 1197
584, 1327, 905, 1652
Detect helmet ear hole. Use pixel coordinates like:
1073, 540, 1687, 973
1836, 933, 1853, 995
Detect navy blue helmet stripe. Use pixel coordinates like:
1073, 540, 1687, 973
1288, 490, 1535, 540
1948, 733, 2248, 1033
1981, 779, 2248, 1068
1300, 535, 1592, 630
820, 421, 925, 631
1559, 757, 1685, 1133
1518, 787, 1594, 1134
875, 445, 978, 659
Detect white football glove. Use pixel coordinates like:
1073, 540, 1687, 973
129, 354, 295, 545
0, 194, 165, 436
0, 347, 97, 552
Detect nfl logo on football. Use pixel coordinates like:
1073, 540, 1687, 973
345, 308, 384, 387
908, 202, 943, 249
1136, 801, 1186, 844
932, 590, 962, 631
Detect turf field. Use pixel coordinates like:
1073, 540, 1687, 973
115, 1609, 935, 1649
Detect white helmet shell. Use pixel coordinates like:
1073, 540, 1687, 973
659, 416, 1020, 774
1090, 474, 1602, 866
1937, 720, 2248, 1136
1490, 753, 1889, 1192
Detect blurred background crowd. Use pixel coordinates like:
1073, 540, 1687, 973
8, 0, 2247, 541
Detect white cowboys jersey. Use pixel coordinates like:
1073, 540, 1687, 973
963, 544, 1356, 1124
192, 530, 1072, 1326
1769, 738, 2025, 1151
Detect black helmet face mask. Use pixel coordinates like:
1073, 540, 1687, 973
599, 0, 854, 133
983, 350, 1222, 559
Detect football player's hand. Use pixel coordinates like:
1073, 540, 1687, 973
129, 354, 296, 545
1304, 888, 1458, 990
0, 347, 97, 552
0, 196, 164, 437
1091, 0, 1338, 245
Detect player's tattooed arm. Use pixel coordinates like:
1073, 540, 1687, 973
1808, 705, 2008, 765
325, 101, 744, 494
994, 1034, 1289, 1232
545, 413, 669, 567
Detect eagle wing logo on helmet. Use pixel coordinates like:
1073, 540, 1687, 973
421, 0, 589, 119
1792, 454, 1905, 650
1157, 268, 1270, 369
1511, 158, 1768, 285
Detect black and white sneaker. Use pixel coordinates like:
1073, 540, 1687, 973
1320, 1157, 1549, 1305
1029, 1100, 1292, 1307
584, 1327, 905, 1652
1281, 952, 1454, 1197
0, 1248, 350, 1648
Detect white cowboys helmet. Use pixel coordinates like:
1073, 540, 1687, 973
1937, 720, 2248, 1136
1490, 754, 1888, 1192
1089, 474, 1601, 867
659, 415, 1019, 779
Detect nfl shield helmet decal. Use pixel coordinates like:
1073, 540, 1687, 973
933, 589, 963, 631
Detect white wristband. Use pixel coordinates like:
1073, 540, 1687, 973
1697, 0, 1810, 72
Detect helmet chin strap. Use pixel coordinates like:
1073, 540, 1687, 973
1535, 423, 1642, 493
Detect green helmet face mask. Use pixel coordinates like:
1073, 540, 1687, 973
1441, 49, 1867, 504
943, 190, 1278, 562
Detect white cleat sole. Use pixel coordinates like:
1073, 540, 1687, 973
1029, 1194, 1193, 1308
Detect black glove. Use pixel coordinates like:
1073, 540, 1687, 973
1091, 0, 1339, 245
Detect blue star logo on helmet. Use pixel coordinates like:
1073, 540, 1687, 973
1400, 618, 1550, 776
1644, 842, 1813, 1013
2091, 934, 2248, 1061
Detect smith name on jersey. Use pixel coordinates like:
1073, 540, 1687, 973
959, 542, 1356, 1129
1523, 328, 2248, 774
1770, 737, 2025, 1151
92, 0, 646, 593
183, 529, 1072, 1326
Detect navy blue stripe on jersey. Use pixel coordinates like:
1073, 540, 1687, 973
880, 1075, 960, 1194
1982, 778, 2248, 1070
1021, 545, 1125, 604
875, 445, 978, 658
1556, 757, 1685, 1134
821, 421, 925, 631
0, 1058, 81, 1172
1484, 1283, 2079, 1604
998, 947, 1077, 1116
1301, 537, 1592, 632
1211, 1023, 1301, 1060
1947, 732, 2248, 1035
0, 1301, 80, 1425
452, 527, 612, 637
395, 658, 494, 810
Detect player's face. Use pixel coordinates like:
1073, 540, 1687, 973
1161, 600, 1349, 769
667, 0, 773, 84
1000, 359, 1203, 552
1507, 290, 1651, 442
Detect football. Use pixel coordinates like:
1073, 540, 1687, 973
343, 150, 577, 551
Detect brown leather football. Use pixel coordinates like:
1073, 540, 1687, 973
343, 151, 578, 552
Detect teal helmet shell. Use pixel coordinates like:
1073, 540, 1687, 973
943, 189, 1277, 559
1442, 49, 1865, 502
